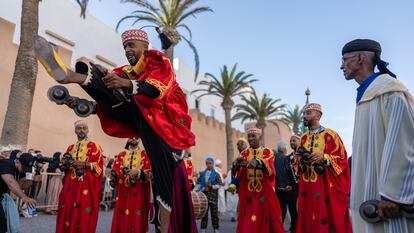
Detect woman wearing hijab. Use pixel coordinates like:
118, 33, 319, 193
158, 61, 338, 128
45, 152, 62, 215
198, 157, 223, 233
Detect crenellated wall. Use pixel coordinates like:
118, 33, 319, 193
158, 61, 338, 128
188, 109, 245, 172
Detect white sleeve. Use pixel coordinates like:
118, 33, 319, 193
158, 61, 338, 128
379, 92, 414, 205
129, 80, 139, 95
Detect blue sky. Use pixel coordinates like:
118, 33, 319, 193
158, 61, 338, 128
76, 0, 414, 152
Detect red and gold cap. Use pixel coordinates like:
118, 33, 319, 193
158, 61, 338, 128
121, 29, 149, 44
303, 103, 322, 114
246, 126, 262, 135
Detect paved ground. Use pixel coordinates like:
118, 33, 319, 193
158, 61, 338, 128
21, 210, 292, 232
20, 210, 239, 233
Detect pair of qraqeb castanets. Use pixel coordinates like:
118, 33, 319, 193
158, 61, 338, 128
359, 200, 414, 223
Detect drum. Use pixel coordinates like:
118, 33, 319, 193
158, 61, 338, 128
191, 191, 208, 219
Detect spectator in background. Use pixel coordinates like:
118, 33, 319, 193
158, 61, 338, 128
0, 146, 14, 159
274, 142, 290, 223
1, 153, 37, 233
286, 135, 300, 232
224, 167, 239, 222
45, 152, 63, 215
199, 157, 223, 233
215, 159, 226, 218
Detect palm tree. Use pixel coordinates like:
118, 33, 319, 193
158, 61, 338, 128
286, 104, 303, 135
116, 0, 213, 81
192, 64, 257, 170
0, 0, 40, 148
232, 90, 288, 145
76, 0, 90, 18
0, 1, 93, 148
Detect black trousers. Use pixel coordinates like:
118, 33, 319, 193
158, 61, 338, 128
286, 191, 298, 230
81, 65, 179, 209
277, 190, 298, 230
0, 196, 6, 233
276, 190, 288, 220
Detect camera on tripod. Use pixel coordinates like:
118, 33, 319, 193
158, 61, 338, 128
296, 146, 325, 175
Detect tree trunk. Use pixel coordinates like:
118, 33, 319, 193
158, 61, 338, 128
165, 45, 174, 66
223, 107, 234, 171
257, 122, 266, 146
0, 0, 39, 149
293, 122, 299, 135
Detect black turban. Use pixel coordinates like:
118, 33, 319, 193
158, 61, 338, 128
342, 39, 381, 55
342, 39, 396, 78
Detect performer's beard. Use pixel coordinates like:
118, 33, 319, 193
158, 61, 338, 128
129, 142, 139, 149
77, 133, 87, 140
127, 53, 138, 65
126, 51, 143, 66
304, 120, 311, 128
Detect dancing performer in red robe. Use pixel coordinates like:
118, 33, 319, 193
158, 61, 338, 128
110, 137, 151, 233
56, 120, 103, 233
33, 29, 197, 233
233, 127, 284, 233
295, 103, 352, 233
183, 152, 195, 190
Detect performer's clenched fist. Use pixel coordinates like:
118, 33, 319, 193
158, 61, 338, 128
102, 73, 132, 90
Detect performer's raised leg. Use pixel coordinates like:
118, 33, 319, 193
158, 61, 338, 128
33, 35, 88, 84
34, 29, 197, 233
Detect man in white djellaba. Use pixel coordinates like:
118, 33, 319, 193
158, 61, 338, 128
341, 39, 414, 233
214, 160, 226, 218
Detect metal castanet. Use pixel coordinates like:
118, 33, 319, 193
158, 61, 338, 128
297, 146, 325, 175
360, 200, 414, 223
59, 153, 84, 177
47, 85, 95, 117
359, 200, 381, 223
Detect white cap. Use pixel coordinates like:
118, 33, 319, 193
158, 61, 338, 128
215, 159, 222, 165
0, 145, 17, 153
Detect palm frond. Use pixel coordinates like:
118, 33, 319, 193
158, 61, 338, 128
76, 0, 89, 18
182, 36, 199, 81
116, 15, 148, 31
132, 15, 161, 26
157, 0, 171, 25
177, 24, 192, 40
194, 64, 255, 112
233, 89, 288, 133
119, 0, 211, 81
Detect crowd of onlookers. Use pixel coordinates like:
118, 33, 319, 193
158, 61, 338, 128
0, 146, 123, 218
0, 140, 299, 232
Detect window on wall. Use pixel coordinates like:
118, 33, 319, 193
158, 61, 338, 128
195, 98, 200, 110
210, 106, 216, 118
182, 89, 189, 104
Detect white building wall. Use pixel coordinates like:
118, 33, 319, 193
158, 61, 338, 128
1, 0, 244, 130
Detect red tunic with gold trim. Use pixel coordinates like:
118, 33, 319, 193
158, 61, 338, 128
110, 148, 151, 233
296, 128, 352, 233
235, 147, 284, 233
56, 140, 103, 233
98, 49, 195, 150
184, 158, 194, 190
